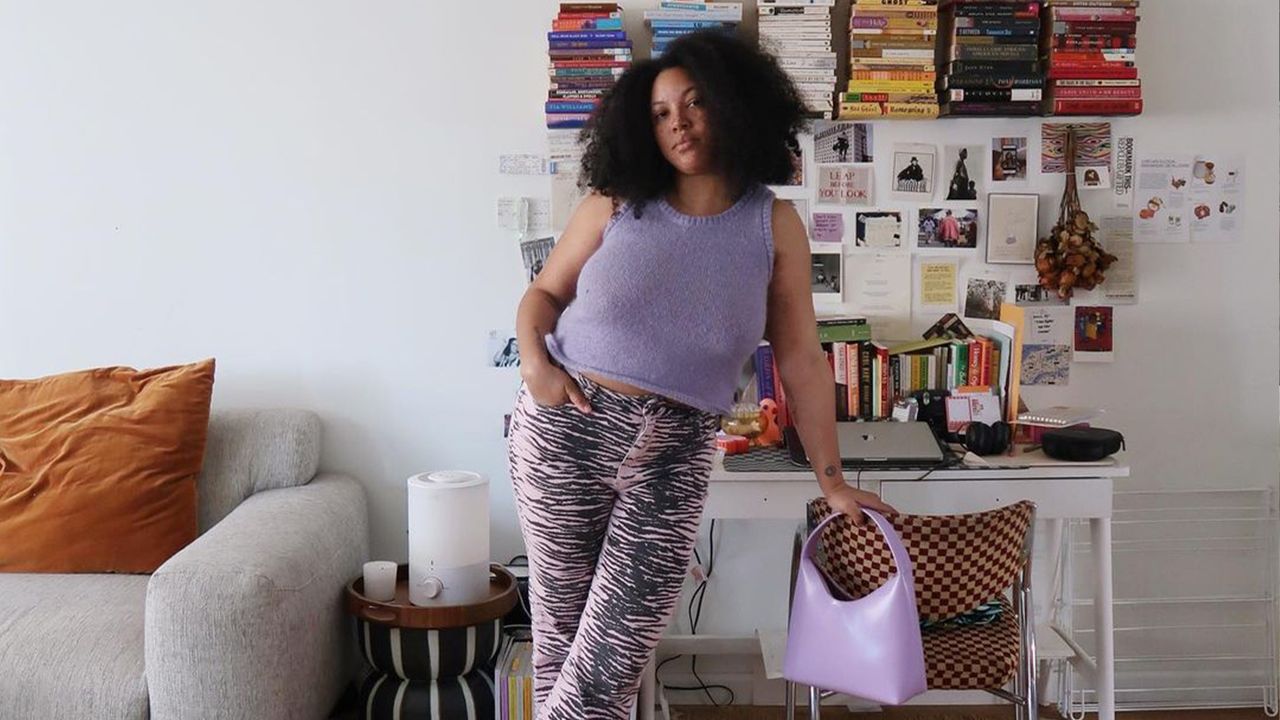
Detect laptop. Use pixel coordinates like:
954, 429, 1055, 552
786, 422, 947, 469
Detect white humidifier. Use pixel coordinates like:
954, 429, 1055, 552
406, 470, 490, 606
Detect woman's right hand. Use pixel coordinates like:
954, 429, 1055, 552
521, 360, 593, 414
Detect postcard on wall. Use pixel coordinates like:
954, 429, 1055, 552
520, 236, 556, 285
855, 210, 903, 249
1188, 154, 1245, 243
1133, 154, 1192, 243
985, 193, 1039, 264
1013, 279, 1068, 307
1099, 216, 1137, 304
814, 121, 874, 164
497, 196, 551, 234
810, 248, 843, 299
963, 273, 1009, 321
891, 142, 936, 201
811, 212, 845, 243
942, 144, 984, 200
1041, 122, 1112, 174
849, 253, 912, 340
499, 154, 549, 176
1073, 306, 1114, 363
1077, 165, 1111, 190
551, 164, 588, 233
1113, 136, 1136, 209
991, 137, 1028, 183
1020, 306, 1073, 386
917, 258, 958, 311
917, 207, 979, 250
817, 164, 874, 206
487, 329, 521, 368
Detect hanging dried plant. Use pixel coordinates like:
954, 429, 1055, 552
1035, 130, 1118, 299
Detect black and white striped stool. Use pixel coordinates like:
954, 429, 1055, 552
345, 564, 518, 720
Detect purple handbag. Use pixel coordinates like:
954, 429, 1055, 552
782, 509, 927, 705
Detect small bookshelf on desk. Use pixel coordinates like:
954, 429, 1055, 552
750, 315, 1015, 427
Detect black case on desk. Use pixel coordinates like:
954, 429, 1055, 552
1041, 427, 1125, 461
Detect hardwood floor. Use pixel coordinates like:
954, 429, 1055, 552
670, 706, 1271, 720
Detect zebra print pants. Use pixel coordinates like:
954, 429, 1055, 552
508, 372, 720, 719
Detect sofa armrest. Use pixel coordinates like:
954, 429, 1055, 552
145, 473, 369, 720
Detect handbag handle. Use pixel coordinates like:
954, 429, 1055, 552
801, 509, 917, 594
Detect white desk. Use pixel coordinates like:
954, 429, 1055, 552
641, 453, 1129, 720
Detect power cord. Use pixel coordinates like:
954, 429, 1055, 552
654, 519, 735, 706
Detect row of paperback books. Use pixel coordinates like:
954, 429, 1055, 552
496, 630, 535, 720
938, 0, 1044, 117
759, 0, 838, 118
644, 1, 742, 60
1043, 0, 1142, 115
546, 3, 633, 129
841, 0, 940, 119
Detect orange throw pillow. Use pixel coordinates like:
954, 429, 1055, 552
0, 359, 215, 573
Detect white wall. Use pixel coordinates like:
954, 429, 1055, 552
1, 0, 1276, 703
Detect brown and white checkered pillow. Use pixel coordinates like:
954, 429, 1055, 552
806, 499, 1035, 623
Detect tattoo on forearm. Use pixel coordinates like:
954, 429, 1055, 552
824, 465, 838, 477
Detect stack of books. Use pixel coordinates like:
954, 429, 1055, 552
938, 0, 1044, 117
841, 0, 940, 120
644, 1, 743, 60
546, 3, 633, 129
1043, 0, 1142, 115
496, 629, 535, 719
758, 0, 838, 119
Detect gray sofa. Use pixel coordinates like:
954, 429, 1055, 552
0, 409, 370, 720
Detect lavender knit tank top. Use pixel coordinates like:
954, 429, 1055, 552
545, 184, 775, 414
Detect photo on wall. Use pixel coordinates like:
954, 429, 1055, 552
943, 144, 984, 200
991, 137, 1028, 182
917, 207, 979, 249
855, 211, 903, 249
1014, 282, 1068, 306
810, 250, 843, 298
964, 277, 1008, 320
986, 193, 1039, 264
891, 143, 935, 199
519, 236, 556, 285
814, 121, 873, 164
487, 330, 520, 368
1042, 121, 1112, 174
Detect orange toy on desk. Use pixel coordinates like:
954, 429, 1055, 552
756, 398, 784, 447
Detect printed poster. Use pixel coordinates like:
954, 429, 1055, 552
817, 164, 874, 206
1020, 306, 1072, 386
1188, 154, 1245, 243
1133, 154, 1192, 243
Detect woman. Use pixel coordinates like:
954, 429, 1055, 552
508, 31, 893, 719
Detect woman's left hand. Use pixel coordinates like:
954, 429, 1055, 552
824, 484, 897, 524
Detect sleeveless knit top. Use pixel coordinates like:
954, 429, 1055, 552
545, 184, 775, 414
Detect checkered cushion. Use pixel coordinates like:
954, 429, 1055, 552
805, 499, 1034, 624
922, 602, 1021, 689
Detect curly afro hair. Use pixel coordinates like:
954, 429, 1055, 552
578, 30, 809, 211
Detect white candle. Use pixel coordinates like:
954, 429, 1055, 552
363, 561, 398, 602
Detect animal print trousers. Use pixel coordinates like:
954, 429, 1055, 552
507, 371, 719, 720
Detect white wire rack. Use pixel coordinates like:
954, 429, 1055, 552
1051, 488, 1279, 718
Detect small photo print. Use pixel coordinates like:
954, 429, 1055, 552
1020, 344, 1071, 386
520, 236, 556, 285
854, 211, 903, 249
964, 277, 1008, 320
991, 137, 1028, 182
814, 121, 873, 164
1074, 306, 1114, 362
892, 143, 935, 197
1078, 165, 1112, 190
1014, 283, 1068, 306
917, 207, 979, 249
810, 250, 843, 297
487, 330, 521, 368
786, 144, 806, 186
943, 144, 983, 200
1042, 122, 1112, 174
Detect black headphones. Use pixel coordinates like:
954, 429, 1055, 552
962, 420, 1012, 456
